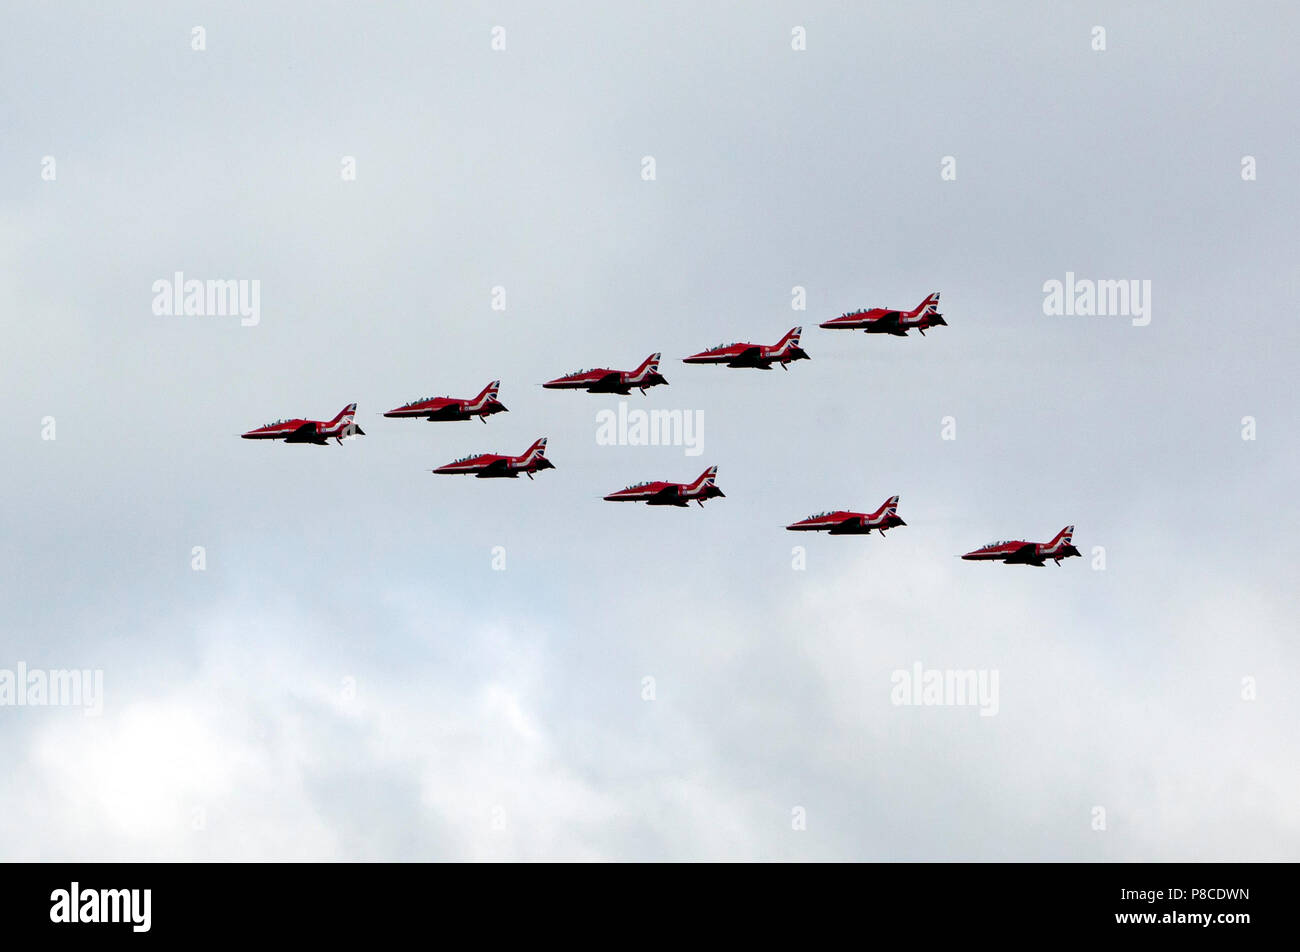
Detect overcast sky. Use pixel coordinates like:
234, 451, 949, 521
1, 2, 1297, 860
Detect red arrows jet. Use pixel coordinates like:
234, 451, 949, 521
543, 354, 667, 395
384, 380, 507, 423
240, 403, 364, 444
962, 526, 1080, 566
683, 327, 809, 370
785, 495, 906, 535
432, 438, 554, 479
602, 465, 724, 507
820, 292, 947, 336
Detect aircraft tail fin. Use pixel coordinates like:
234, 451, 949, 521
328, 403, 358, 427
777, 327, 802, 350
1047, 525, 1074, 551
686, 465, 718, 492
880, 494, 900, 518
470, 380, 501, 409
632, 353, 661, 381
521, 437, 548, 462
912, 292, 941, 317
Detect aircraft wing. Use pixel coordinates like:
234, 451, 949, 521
424, 405, 463, 420
284, 422, 319, 442
479, 458, 513, 476
594, 372, 622, 388
729, 346, 763, 366
1005, 544, 1040, 563
647, 486, 682, 505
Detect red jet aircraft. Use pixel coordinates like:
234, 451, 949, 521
240, 403, 364, 444
820, 292, 947, 336
785, 495, 906, 535
433, 438, 554, 479
384, 380, 507, 423
962, 526, 1080, 566
602, 465, 724, 507
683, 327, 809, 370
543, 354, 667, 395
